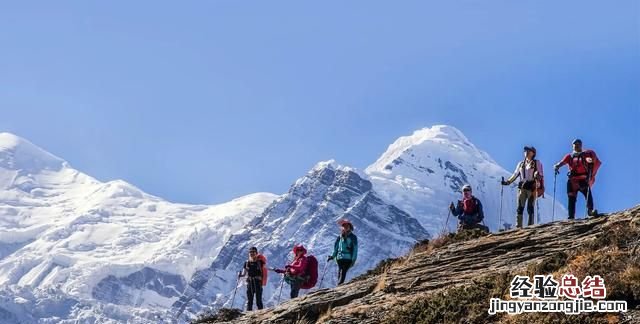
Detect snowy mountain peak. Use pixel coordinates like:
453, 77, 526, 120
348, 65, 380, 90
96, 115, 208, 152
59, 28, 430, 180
366, 125, 493, 176
0, 132, 67, 172
312, 159, 365, 178
416, 125, 471, 143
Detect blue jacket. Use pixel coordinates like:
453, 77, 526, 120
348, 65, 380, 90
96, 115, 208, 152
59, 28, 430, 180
332, 232, 358, 263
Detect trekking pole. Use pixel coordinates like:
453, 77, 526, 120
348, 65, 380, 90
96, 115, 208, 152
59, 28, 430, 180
275, 251, 293, 305
276, 275, 285, 304
318, 260, 330, 289
443, 209, 451, 233
552, 172, 557, 221
230, 273, 241, 308
499, 177, 504, 230
585, 168, 593, 218
536, 197, 540, 224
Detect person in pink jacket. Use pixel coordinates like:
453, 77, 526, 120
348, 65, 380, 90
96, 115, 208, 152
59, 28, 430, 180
274, 245, 308, 298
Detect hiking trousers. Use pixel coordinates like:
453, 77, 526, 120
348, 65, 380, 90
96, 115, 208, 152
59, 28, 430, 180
337, 259, 352, 285
246, 277, 263, 310
516, 188, 536, 228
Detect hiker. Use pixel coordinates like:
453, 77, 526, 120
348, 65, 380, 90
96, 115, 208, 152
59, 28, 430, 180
449, 185, 489, 232
501, 146, 544, 228
274, 245, 309, 299
554, 139, 602, 219
238, 247, 267, 311
328, 219, 358, 285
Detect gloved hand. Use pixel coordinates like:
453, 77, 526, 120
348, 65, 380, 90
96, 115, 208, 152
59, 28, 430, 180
449, 202, 455, 211
327, 256, 334, 262
273, 268, 285, 274
554, 164, 560, 175
237, 271, 243, 278
501, 180, 509, 185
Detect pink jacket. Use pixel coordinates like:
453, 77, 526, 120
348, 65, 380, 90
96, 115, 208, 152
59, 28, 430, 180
287, 255, 308, 276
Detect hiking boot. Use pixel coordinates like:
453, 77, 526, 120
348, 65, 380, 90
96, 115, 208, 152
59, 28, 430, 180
588, 209, 600, 217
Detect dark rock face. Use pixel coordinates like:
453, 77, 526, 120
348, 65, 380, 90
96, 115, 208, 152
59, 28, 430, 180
172, 164, 429, 323
221, 206, 640, 324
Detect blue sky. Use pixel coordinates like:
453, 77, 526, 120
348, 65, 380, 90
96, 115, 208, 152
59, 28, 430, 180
1, 1, 638, 214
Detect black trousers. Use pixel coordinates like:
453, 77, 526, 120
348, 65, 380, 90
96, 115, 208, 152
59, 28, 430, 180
290, 280, 301, 298
337, 259, 352, 285
567, 178, 594, 219
246, 278, 263, 310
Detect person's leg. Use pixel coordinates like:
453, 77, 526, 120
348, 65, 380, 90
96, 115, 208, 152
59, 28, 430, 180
290, 280, 300, 298
255, 280, 263, 310
567, 179, 577, 219
337, 260, 350, 285
516, 189, 526, 228
246, 281, 254, 311
526, 189, 535, 226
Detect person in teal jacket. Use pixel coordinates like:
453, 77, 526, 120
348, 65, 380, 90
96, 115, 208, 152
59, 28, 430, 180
327, 219, 358, 285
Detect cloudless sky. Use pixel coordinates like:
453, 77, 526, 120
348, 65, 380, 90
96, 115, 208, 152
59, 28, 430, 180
1, 1, 638, 214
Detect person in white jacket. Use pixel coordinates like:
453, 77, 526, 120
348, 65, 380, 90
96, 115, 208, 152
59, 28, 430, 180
501, 146, 544, 228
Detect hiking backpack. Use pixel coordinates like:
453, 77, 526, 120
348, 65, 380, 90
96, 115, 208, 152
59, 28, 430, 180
300, 255, 319, 289
532, 160, 545, 198
257, 254, 268, 286
461, 198, 478, 215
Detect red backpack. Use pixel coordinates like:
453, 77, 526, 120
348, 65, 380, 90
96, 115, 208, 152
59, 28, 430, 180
532, 159, 545, 198
462, 198, 478, 215
301, 255, 319, 289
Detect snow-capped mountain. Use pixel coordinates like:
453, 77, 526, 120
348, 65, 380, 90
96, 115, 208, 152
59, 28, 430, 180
0, 133, 277, 323
366, 125, 566, 234
172, 161, 429, 322
0, 126, 568, 323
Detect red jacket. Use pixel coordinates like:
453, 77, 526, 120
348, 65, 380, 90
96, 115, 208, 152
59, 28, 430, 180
557, 150, 602, 186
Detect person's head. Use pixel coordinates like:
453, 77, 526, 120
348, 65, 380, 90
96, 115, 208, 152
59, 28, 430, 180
340, 221, 353, 235
462, 184, 472, 199
292, 245, 306, 258
248, 247, 258, 260
572, 139, 583, 152
523, 146, 536, 160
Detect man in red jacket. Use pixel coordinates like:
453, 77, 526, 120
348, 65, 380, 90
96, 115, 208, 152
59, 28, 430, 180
554, 139, 602, 219
274, 245, 308, 298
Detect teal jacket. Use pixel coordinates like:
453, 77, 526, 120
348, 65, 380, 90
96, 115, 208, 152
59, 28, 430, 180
332, 232, 358, 263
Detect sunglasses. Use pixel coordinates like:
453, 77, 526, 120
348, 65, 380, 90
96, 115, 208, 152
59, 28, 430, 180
463, 189, 471, 192
249, 251, 257, 254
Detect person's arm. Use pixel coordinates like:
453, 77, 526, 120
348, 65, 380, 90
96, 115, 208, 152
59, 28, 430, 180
351, 234, 358, 266
331, 237, 339, 260
504, 162, 521, 185
239, 262, 247, 277
450, 201, 462, 216
476, 199, 484, 221
554, 154, 571, 171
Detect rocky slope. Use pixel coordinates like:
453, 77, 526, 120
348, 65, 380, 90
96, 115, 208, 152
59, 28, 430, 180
215, 205, 640, 324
